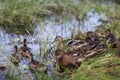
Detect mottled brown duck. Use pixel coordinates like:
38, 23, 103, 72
104, 29, 116, 48
53, 36, 87, 52
54, 50, 97, 72
85, 31, 100, 50
29, 56, 47, 72
19, 39, 33, 58
10, 45, 22, 65
19, 39, 31, 53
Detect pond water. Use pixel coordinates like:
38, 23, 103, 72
0, 10, 107, 80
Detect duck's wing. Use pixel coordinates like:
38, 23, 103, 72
67, 39, 73, 46
84, 51, 97, 58
67, 39, 83, 46
72, 52, 79, 56
69, 51, 80, 57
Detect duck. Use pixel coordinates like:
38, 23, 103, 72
53, 36, 87, 52
85, 31, 100, 50
29, 56, 39, 70
54, 50, 97, 72
104, 29, 116, 48
20, 51, 33, 59
66, 39, 87, 51
19, 39, 31, 53
29, 56, 47, 72
53, 36, 64, 50
10, 45, 22, 65
19, 39, 33, 58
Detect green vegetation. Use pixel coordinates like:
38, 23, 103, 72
71, 48, 120, 80
0, 0, 120, 80
0, 0, 119, 34
34, 71, 52, 80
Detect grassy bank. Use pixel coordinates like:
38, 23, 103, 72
0, 0, 119, 34
71, 48, 120, 80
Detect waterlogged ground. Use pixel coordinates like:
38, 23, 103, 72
0, 11, 107, 80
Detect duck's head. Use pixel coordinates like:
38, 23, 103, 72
54, 50, 64, 59
23, 39, 27, 43
0, 66, 6, 71
105, 29, 111, 35
14, 45, 18, 53
86, 31, 93, 38
23, 39, 27, 45
53, 36, 63, 44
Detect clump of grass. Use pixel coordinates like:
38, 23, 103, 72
34, 71, 52, 80
6, 62, 20, 80
6, 74, 18, 80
